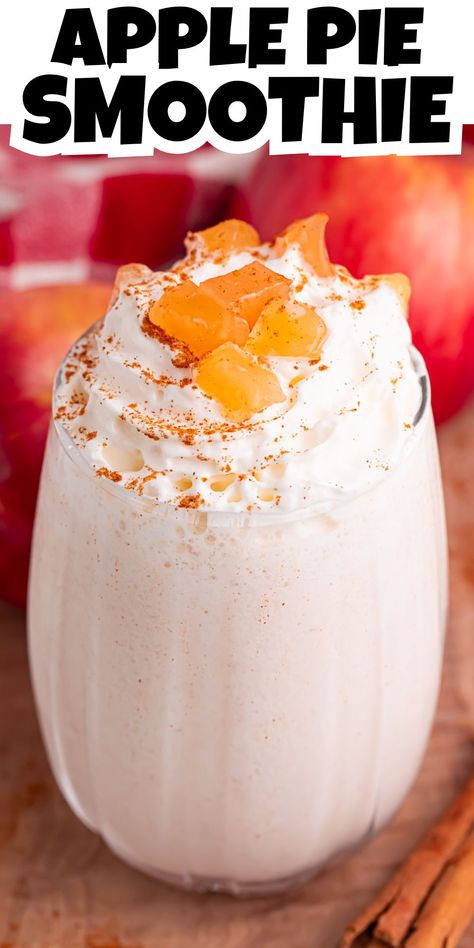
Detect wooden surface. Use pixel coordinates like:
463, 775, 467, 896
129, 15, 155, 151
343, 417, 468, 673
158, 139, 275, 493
0, 400, 473, 948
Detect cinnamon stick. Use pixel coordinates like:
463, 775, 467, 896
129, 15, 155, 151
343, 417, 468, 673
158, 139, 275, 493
341, 774, 474, 947
406, 830, 474, 948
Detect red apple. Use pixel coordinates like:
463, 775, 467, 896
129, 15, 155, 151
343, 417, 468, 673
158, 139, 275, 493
0, 282, 112, 606
463, 126, 474, 146
231, 152, 474, 423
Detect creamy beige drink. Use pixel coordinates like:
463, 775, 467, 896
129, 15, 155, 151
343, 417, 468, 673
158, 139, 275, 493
28, 217, 447, 894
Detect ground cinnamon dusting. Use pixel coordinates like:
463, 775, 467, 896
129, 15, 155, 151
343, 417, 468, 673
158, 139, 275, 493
121, 398, 266, 447
95, 467, 122, 483
295, 272, 309, 292
141, 314, 196, 369
76, 427, 97, 442
55, 391, 87, 422
177, 494, 203, 509
124, 470, 158, 495
124, 359, 192, 389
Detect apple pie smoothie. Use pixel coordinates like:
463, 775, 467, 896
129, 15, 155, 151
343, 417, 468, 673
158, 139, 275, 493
28, 216, 447, 895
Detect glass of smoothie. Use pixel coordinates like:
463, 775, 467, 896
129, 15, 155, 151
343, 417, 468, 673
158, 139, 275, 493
28, 216, 447, 896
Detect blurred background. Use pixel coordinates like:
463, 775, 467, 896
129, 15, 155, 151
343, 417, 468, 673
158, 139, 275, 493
1, 127, 473, 607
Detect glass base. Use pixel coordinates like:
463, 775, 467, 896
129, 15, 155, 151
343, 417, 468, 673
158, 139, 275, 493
56, 780, 324, 897
109, 843, 321, 897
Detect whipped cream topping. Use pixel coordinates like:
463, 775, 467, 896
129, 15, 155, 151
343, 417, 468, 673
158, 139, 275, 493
54, 242, 424, 513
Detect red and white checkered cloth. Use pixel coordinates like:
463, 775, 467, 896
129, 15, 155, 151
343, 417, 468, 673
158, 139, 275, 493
0, 129, 259, 288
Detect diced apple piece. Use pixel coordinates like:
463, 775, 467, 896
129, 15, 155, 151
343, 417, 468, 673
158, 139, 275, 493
186, 219, 260, 255
110, 262, 153, 306
149, 281, 249, 358
195, 342, 286, 422
202, 262, 291, 329
246, 300, 327, 358
274, 213, 335, 278
381, 273, 411, 312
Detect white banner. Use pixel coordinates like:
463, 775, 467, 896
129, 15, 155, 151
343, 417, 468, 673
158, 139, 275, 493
0, 0, 473, 157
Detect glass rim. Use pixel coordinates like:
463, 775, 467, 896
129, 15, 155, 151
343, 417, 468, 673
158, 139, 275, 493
50, 323, 432, 527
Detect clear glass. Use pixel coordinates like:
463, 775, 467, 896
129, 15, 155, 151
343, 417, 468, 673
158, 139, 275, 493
28, 359, 447, 897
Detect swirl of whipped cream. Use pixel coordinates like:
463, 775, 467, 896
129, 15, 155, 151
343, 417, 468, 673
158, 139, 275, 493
54, 241, 424, 513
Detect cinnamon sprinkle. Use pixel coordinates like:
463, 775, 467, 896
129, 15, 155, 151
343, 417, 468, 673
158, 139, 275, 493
177, 494, 203, 509
124, 470, 158, 496
120, 400, 270, 446
95, 467, 122, 483
295, 272, 309, 293
78, 427, 98, 442
55, 391, 87, 422
141, 314, 196, 369
124, 360, 192, 389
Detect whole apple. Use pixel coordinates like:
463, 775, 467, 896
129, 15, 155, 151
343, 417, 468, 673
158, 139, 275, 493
0, 283, 111, 607
232, 152, 474, 423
